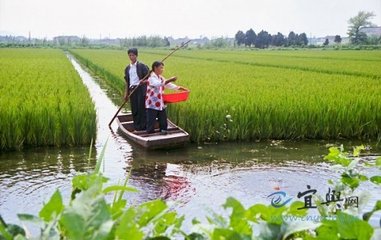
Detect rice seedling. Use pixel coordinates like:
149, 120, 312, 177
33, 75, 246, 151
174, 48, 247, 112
70, 48, 381, 142
0, 48, 96, 150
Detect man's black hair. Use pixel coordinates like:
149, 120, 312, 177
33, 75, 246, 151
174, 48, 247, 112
127, 48, 138, 56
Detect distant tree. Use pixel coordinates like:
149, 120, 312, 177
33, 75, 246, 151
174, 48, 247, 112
81, 36, 89, 47
323, 38, 329, 46
245, 29, 256, 47
334, 35, 342, 44
235, 30, 246, 46
209, 37, 230, 48
347, 11, 376, 44
163, 37, 170, 47
298, 33, 308, 46
287, 31, 297, 46
255, 30, 271, 48
271, 32, 286, 46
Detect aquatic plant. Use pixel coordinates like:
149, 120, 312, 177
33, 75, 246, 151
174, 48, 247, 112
0, 145, 380, 239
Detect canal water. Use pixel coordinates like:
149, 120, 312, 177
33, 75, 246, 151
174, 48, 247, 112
0, 54, 380, 231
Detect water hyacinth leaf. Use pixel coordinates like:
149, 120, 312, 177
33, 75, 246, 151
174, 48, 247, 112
17, 214, 44, 228
115, 208, 144, 240
153, 212, 179, 236
39, 189, 64, 222
137, 199, 168, 227
212, 228, 250, 240
0, 220, 13, 240
185, 233, 207, 240
59, 211, 86, 239
336, 212, 373, 240
256, 222, 281, 240
324, 147, 351, 167
288, 201, 308, 217
72, 174, 108, 192
353, 145, 365, 157
376, 157, 381, 167
280, 220, 320, 240
370, 176, 381, 185
315, 219, 339, 240
341, 173, 360, 190
223, 197, 251, 235
222, 197, 251, 235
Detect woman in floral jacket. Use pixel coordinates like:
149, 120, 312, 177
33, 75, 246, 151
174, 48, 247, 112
145, 61, 184, 134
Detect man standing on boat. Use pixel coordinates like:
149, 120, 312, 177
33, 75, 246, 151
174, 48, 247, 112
124, 48, 149, 131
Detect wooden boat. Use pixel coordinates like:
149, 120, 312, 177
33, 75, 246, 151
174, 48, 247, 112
116, 112, 190, 150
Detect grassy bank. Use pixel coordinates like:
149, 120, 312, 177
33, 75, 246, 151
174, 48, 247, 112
69, 48, 381, 142
0, 48, 96, 150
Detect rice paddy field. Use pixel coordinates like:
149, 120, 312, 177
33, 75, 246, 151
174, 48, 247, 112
71, 49, 381, 142
0, 48, 96, 151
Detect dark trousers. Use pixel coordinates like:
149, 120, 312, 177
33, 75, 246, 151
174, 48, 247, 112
146, 108, 168, 133
130, 85, 147, 131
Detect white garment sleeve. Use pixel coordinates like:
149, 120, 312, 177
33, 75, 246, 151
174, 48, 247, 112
165, 82, 180, 90
148, 75, 164, 87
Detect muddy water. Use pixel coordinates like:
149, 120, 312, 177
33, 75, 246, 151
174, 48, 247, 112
0, 54, 380, 229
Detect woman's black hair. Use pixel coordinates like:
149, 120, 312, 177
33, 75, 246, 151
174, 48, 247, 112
152, 61, 164, 70
127, 48, 138, 56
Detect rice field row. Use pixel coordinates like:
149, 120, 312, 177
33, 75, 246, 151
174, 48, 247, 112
0, 48, 96, 150
70, 48, 381, 142
142, 49, 381, 79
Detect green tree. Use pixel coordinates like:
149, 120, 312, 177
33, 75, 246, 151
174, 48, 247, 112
271, 32, 286, 46
297, 33, 308, 46
334, 35, 342, 44
323, 38, 329, 46
255, 30, 271, 48
235, 30, 246, 46
347, 11, 376, 44
287, 31, 297, 46
245, 28, 256, 47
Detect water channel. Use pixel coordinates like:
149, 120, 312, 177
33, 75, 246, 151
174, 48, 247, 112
0, 54, 380, 230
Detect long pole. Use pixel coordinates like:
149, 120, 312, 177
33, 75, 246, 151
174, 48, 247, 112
108, 40, 191, 128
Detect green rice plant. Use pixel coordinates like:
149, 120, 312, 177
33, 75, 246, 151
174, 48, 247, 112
0, 48, 96, 150
70, 48, 381, 143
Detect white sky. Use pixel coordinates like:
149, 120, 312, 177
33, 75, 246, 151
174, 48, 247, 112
0, 0, 380, 39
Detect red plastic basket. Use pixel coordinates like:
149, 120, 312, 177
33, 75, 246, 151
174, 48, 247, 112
163, 90, 190, 104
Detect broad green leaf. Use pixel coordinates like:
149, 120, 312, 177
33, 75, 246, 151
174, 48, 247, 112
324, 147, 351, 166
288, 201, 308, 217
257, 222, 281, 240
315, 219, 339, 240
211, 228, 250, 240
0, 220, 12, 240
336, 212, 373, 240
223, 197, 251, 235
370, 176, 381, 185
341, 173, 360, 190
72, 174, 108, 192
17, 214, 44, 228
185, 233, 207, 240
115, 208, 143, 240
153, 212, 178, 235
376, 157, 381, 167
280, 220, 320, 240
59, 211, 85, 239
353, 145, 365, 157
137, 199, 167, 227
103, 185, 138, 194
39, 189, 64, 222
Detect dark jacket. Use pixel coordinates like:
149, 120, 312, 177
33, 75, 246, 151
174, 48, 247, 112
124, 61, 149, 89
